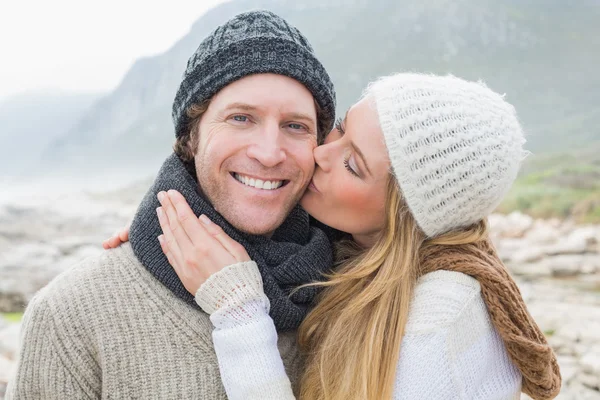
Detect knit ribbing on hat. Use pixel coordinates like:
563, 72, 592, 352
369, 73, 526, 238
172, 10, 336, 141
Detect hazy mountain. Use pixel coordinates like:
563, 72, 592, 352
39, 0, 600, 178
0, 91, 100, 177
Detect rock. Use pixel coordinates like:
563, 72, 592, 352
508, 245, 547, 263
0, 243, 61, 270
0, 241, 103, 313
556, 356, 578, 385
580, 351, 600, 377
568, 226, 600, 251
513, 254, 600, 278
0, 292, 27, 314
564, 381, 600, 400
488, 211, 534, 238
508, 261, 553, 277
560, 366, 579, 386
547, 255, 588, 277
54, 236, 100, 255
579, 372, 600, 391
0, 324, 20, 360
54, 246, 102, 271
549, 336, 572, 355
494, 238, 531, 261
557, 320, 600, 347
547, 232, 590, 255
0, 354, 14, 384
526, 221, 562, 244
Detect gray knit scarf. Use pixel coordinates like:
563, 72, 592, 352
129, 154, 333, 331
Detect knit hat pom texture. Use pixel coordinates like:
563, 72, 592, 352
370, 73, 526, 237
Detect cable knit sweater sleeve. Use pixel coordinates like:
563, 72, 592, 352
195, 265, 522, 400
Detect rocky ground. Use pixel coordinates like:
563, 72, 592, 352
490, 213, 600, 400
0, 184, 599, 399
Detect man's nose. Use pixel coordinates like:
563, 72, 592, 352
246, 122, 287, 167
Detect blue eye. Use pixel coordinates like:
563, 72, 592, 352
232, 115, 248, 122
288, 123, 304, 130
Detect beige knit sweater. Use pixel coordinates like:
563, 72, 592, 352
6, 244, 302, 399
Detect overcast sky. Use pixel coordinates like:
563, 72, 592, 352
0, 0, 229, 100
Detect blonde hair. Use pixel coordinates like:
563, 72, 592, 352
298, 175, 489, 400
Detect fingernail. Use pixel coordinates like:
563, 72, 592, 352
157, 235, 164, 244
199, 214, 211, 225
156, 207, 163, 218
157, 192, 165, 201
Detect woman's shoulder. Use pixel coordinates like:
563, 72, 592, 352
397, 273, 522, 400
404, 271, 486, 334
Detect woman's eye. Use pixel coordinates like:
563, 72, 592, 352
232, 115, 248, 122
344, 156, 360, 177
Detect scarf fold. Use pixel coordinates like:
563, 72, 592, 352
129, 154, 333, 331
419, 238, 561, 400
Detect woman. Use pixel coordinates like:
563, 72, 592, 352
105, 73, 561, 399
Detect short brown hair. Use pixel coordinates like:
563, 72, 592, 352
172, 100, 211, 162
314, 100, 329, 144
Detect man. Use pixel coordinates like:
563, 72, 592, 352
7, 10, 335, 399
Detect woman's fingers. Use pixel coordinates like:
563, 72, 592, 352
102, 232, 125, 249
102, 222, 131, 250
198, 215, 250, 262
157, 234, 177, 268
167, 191, 219, 253
118, 223, 130, 242
167, 190, 239, 268
158, 192, 195, 256
159, 190, 236, 269
156, 204, 184, 270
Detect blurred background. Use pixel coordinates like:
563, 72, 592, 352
1, 0, 599, 398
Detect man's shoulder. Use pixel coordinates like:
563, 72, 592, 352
26, 243, 214, 341
40, 244, 137, 294
27, 244, 144, 320
405, 271, 483, 334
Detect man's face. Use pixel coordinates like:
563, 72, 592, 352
194, 73, 318, 236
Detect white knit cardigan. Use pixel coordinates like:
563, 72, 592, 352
195, 262, 522, 400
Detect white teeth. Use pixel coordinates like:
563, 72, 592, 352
234, 174, 283, 190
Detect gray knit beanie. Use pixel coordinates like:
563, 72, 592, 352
367, 73, 527, 238
172, 10, 336, 140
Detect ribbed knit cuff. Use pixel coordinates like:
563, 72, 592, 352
195, 261, 270, 329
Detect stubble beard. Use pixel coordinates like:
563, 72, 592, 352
194, 160, 302, 236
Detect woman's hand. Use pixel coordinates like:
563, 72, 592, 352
156, 190, 251, 295
103, 223, 130, 249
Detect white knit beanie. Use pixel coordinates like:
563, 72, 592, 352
367, 73, 526, 238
